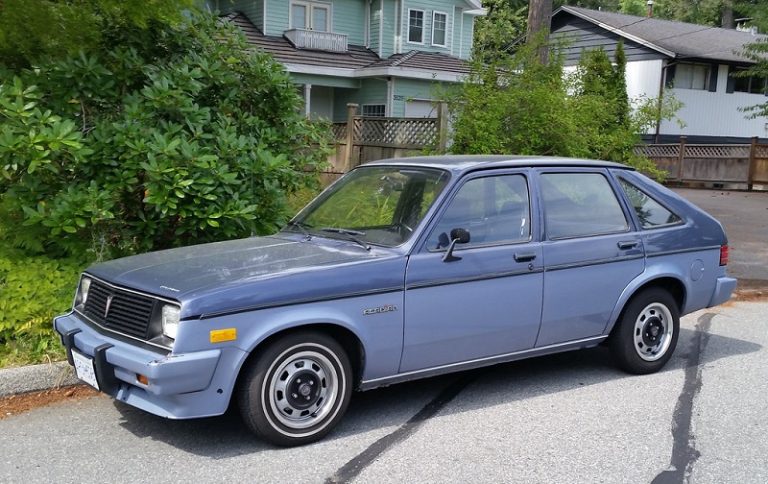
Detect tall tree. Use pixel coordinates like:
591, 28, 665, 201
527, 0, 554, 63
473, 0, 528, 63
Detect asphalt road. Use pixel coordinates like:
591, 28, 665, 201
1, 300, 765, 484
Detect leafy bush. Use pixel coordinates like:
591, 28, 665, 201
447, 39, 680, 178
0, 240, 86, 366
0, 12, 330, 259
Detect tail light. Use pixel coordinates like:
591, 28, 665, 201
719, 245, 729, 266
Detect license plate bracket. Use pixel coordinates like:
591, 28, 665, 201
72, 350, 100, 391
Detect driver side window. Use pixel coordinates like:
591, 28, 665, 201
428, 174, 531, 249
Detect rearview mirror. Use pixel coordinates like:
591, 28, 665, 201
443, 228, 471, 262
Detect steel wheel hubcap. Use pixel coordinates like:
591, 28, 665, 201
268, 351, 338, 430
633, 302, 673, 361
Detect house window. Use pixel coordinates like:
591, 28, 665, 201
672, 63, 710, 90
432, 11, 448, 47
362, 104, 386, 117
408, 9, 424, 43
732, 68, 767, 94
290, 1, 330, 32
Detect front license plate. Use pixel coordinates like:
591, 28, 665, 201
71, 350, 100, 391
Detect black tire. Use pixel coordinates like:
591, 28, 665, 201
610, 288, 680, 375
238, 331, 353, 446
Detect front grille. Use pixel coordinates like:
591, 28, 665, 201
82, 280, 157, 339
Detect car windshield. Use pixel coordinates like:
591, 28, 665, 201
289, 166, 450, 247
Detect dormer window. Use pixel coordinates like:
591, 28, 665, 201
408, 9, 425, 44
291, 1, 330, 32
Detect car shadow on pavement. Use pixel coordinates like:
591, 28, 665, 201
112, 325, 761, 458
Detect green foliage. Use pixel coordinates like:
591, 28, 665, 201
0, 0, 194, 70
736, 39, 768, 119
0, 12, 330, 259
0, 239, 87, 366
473, 0, 528, 63
447, 39, 680, 178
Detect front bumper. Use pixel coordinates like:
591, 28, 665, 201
54, 312, 246, 419
708, 276, 737, 307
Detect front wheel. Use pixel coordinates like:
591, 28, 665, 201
238, 331, 353, 446
610, 288, 680, 374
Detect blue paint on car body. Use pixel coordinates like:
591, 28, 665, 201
53, 156, 736, 423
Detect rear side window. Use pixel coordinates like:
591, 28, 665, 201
618, 178, 682, 229
541, 173, 628, 239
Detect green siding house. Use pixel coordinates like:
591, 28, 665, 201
208, 0, 484, 121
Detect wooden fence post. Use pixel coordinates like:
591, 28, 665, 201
677, 135, 687, 182
436, 101, 449, 153
344, 103, 358, 172
748, 136, 758, 191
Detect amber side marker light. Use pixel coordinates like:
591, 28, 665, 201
136, 374, 149, 385
210, 328, 237, 344
720, 245, 729, 266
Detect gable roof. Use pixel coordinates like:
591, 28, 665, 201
224, 12, 379, 70
223, 12, 470, 80
554, 6, 767, 64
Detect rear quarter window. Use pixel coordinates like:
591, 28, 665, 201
618, 178, 682, 229
541, 172, 629, 239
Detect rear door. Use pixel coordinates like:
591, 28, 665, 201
535, 169, 644, 347
401, 170, 543, 372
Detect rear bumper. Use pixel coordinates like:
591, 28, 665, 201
54, 312, 245, 419
708, 276, 737, 307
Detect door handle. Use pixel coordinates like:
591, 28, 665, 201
514, 252, 537, 263
617, 240, 639, 250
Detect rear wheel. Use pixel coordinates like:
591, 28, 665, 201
610, 288, 680, 374
238, 331, 352, 446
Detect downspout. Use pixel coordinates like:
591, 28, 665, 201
459, 8, 464, 58
263, 0, 267, 34
379, 0, 384, 58
365, 0, 371, 48
387, 77, 395, 116
395, 0, 401, 54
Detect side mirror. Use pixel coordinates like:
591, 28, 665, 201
442, 228, 471, 262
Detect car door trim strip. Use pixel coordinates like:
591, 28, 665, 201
544, 253, 644, 272
406, 267, 544, 290
360, 335, 608, 390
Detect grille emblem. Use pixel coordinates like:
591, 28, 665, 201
104, 295, 114, 318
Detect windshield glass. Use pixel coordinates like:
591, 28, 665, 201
290, 166, 450, 247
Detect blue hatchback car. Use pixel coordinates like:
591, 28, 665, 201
54, 156, 736, 446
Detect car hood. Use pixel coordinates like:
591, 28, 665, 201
85, 235, 396, 308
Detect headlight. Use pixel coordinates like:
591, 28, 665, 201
161, 305, 181, 340
75, 276, 92, 307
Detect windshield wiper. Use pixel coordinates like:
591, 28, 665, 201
285, 220, 312, 239
320, 227, 371, 251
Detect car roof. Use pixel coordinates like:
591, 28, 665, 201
363, 155, 632, 175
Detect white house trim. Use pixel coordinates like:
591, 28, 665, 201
283, 63, 465, 83
379, 0, 384, 57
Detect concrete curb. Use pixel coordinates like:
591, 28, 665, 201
0, 361, 80, 397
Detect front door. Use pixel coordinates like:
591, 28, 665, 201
535, 169, 644, 347
401, 172, 543, 372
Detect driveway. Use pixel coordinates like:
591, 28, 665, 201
1, 300, 765, 483
672, 188, 768, 282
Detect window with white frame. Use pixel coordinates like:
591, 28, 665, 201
672, 63, 710, 90
290, 1, 330, 32
432, 11, 448, 47
408, 9, 425, 43
362, 104, 386, 117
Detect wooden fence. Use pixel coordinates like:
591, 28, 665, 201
634, 136, 768, 191
325, 102, 449, 175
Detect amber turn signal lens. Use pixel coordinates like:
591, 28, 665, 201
137, 374, 149, 385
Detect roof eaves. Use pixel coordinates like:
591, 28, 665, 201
556, 6, 677, 58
